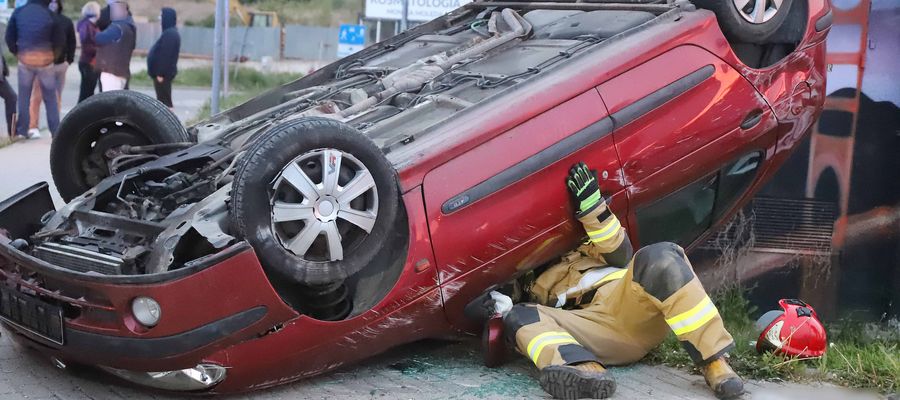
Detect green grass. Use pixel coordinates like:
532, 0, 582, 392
646, 285, 900, 394
179, 66, 300, 123
189, 91, 259, 124
4, 51, 16, 69
131, 66, 300, 91
818, 320, 900, 393
61, 61, 303, 124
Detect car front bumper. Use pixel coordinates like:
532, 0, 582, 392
0, 183, 299, 378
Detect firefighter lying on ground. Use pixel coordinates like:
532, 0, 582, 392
465, 162, 745, 400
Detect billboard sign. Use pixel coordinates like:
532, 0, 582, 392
365, 0, 472, 22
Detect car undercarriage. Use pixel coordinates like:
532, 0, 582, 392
21, 3, 682, 320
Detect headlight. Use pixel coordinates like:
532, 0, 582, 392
100, 364, 227, 391
131, 296, 161, 327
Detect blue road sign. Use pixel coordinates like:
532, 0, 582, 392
338, 24, 367, 58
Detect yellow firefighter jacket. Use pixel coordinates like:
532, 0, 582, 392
529, 200, 631, 308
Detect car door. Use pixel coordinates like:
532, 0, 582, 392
597, 45, 778, 247
422, 89, 625, 327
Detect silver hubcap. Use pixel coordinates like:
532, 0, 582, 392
732, 0, 783, 24
270, 149, 378, 262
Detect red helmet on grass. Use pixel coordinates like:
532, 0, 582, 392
755, 299, 827, 358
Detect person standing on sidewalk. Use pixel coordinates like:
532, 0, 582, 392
147, 7, 180, 109
5, 0, 64, 140
27, 0, 76, 138
77, 1, 101, 102
0, 47, 17, 139
95, 0, 135, 92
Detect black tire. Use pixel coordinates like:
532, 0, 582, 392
694, 0, 794, 44
230, 117, 401, 286
51, 91, 190, 201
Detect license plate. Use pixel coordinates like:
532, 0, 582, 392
0, 286, 65, 345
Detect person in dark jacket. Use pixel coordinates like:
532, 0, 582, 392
77, 1, 101, 102
5, 0, 64, 139
147, 7, 180, 109
96, 1, 111, 31
0, 47, 17, 139
28, 0, 76, 138
95, 0, 135, 92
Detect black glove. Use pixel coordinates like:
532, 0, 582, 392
566, 162, 603, 217
464, 289, 499, 325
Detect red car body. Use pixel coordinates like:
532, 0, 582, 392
0, 0, 830, 393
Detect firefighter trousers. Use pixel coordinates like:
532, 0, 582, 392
504, 242, 734, 368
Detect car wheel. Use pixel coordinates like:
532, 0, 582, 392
50, 91, 190, 201
229, 117, 401, 288
694, 0, 794, 44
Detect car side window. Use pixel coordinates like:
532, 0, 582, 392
714, 152, 763, 221
636, 151, 763, 247
636, 173, 718, 247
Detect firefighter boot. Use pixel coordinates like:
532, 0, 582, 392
703, 357, 744, 399
538, 362, 616, 400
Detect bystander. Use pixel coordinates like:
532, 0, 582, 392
147, 7, 180, 109
27, 0, 75, 138
0, 47, 17, 139
77, 2, 101, 102
5, 0, 63, 139
95, 0, 135, 92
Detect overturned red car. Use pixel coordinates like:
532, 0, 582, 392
0, 0, 829, 393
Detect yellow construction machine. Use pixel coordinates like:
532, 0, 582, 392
209, 0, 281, 27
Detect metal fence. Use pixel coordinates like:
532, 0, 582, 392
0, 21, 340, 62
135, 23, 340, 62
283, 25, 339, 61
224, 26, 283, 61
135, 22, 162, 51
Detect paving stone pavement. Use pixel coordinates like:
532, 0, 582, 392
0, 331, 885, 400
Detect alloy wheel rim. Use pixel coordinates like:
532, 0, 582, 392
732, 0, 784, 24
269, 148, 378, 262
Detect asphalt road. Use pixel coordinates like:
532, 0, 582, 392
16, 64, 209, 133
0, 71, 885, 400
0, 68, 211, 206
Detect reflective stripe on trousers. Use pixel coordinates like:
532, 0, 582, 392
666, 295, 718, 336
526, 331, 579, 365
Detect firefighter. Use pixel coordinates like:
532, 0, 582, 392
466, 162, 745, 400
